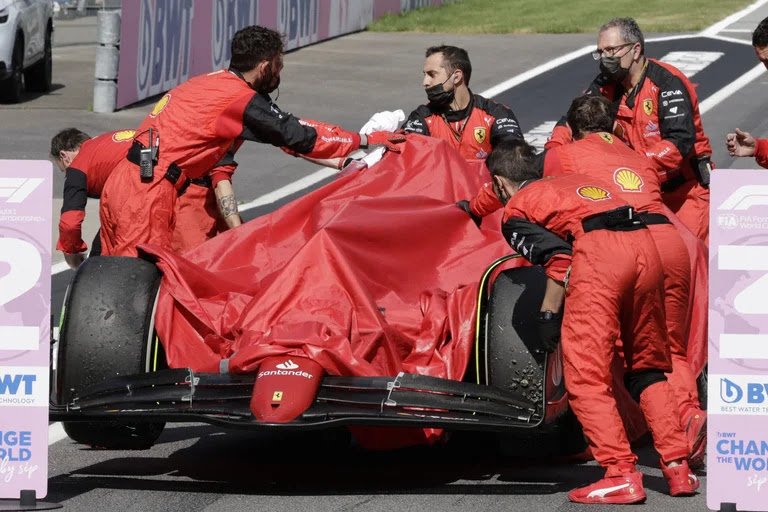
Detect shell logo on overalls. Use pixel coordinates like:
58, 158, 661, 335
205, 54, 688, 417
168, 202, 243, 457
149, 93, 171, 118
613, 168, 644, 192
111, 130, 136, 143
577, 186, 611, 201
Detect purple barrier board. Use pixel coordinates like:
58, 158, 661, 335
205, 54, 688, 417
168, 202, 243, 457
116, 0, 455, 109
0, 162, 53, 499
708, 169, 768, 511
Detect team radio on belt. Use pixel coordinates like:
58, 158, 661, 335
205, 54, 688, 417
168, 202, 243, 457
47, 16, 768, 506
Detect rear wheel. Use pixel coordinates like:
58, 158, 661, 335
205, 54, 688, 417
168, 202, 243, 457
0, 36, 24, 103
485, 267, 586, 457
25, 26, 52, 92
57, 256, 166, 449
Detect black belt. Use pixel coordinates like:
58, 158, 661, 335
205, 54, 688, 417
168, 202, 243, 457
637, 212, 671, 225
661, 173, 688, 193
190, 176, 212, 188
127, 140, 190, 195
582, 206, 647, 233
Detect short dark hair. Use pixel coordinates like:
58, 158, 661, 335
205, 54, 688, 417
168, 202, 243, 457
486, 139, 541, 183
599, 17, 645, 56
567, 95, 614, 139
230, 25, 284, 73
425, 45, 472, 85
753, 16, 768, 48
50, 128, 90, 159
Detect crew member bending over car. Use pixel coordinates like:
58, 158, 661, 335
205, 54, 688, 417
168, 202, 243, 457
51, 128, 234, 265
540, 95, 707, 468
402, 45, 523, 160
99, 25, 405, 257
485, 140, 698, 504
547, 18, 714, 244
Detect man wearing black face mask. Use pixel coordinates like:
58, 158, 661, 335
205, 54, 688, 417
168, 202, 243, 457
547, 17, 713, 244
99, 25, 405, 257
402, 45, 523, 160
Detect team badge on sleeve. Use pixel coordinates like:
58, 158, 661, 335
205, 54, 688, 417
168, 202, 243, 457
613, 168, 644, 192
150, 93, 171, 118
111, 130, 136, 142
577, 186, 611, 201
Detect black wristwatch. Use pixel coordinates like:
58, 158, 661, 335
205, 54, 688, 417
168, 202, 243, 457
538, 310, 557, 321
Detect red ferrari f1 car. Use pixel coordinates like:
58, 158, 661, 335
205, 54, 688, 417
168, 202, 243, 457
49, 254, 585, 454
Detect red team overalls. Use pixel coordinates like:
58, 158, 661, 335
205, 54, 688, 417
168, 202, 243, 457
100, 69, 361, 257
541, 132, 702, 423
500, 175, 688, 474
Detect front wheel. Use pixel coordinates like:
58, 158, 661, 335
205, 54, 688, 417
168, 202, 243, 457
56, 256, 166, 449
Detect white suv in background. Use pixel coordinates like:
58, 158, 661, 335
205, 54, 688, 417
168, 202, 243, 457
0, 0, 54, 103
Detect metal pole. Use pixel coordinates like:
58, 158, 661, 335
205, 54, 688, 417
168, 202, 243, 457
92, 10, 121, 113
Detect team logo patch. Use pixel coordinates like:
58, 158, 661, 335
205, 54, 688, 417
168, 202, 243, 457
599, 132, 614, 144
111, 130, 136, 142
150, 93, 171, 118
613, 168, 644, 192
474, 127, 487, 144
577, 186, 611, 201
272, 391, 283, 402
643, 98, 653, 116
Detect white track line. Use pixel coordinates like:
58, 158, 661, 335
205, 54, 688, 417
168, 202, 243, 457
49, 422, 68, 445
706, 33, 754, 46
700, 0, 768, 37
699, 63, 766, 114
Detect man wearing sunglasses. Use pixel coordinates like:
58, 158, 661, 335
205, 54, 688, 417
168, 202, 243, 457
548, 17, 713, 244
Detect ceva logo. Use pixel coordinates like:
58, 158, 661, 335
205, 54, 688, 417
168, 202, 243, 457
0, 178, 44, 203
721, 377, 743, 404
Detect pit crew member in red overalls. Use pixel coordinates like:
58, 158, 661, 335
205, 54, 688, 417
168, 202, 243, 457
547, 18, 713, 244
486, 139, 698, 504
99, 25, 404, 257
401, 45, 523, 160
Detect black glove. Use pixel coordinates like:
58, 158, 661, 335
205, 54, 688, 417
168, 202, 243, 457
456, 200, 482, 228
535, 310, 562, 352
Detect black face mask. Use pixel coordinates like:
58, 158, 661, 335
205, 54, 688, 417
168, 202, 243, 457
600, 55, 630, 83
425, 73, 456, 107
256, 63, 281, 95
493, 179, 511, 205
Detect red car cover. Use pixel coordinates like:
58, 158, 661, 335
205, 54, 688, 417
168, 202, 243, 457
139, 136, 707, 449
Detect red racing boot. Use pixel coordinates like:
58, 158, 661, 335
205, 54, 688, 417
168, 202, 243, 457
683, 408, 707, 469
661, 459, 700, 496
568, 465, 646, 504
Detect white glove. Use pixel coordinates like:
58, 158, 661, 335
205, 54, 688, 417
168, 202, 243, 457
359, 110, 406, 135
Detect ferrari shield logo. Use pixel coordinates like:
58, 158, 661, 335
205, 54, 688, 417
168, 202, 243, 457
643, 98, 653, 116
474, 127, 487, 144
599, 133, 614, 144
272, 391, 283, 402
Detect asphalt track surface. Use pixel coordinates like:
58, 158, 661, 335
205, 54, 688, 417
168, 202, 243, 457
7, 2, 768, 510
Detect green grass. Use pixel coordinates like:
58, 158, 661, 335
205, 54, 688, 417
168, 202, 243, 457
368, 0, 753, 34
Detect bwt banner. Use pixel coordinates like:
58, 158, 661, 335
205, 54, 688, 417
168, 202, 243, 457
0, 162, 53, 499
708, 170, 768, 511
116, 0, 457, 109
